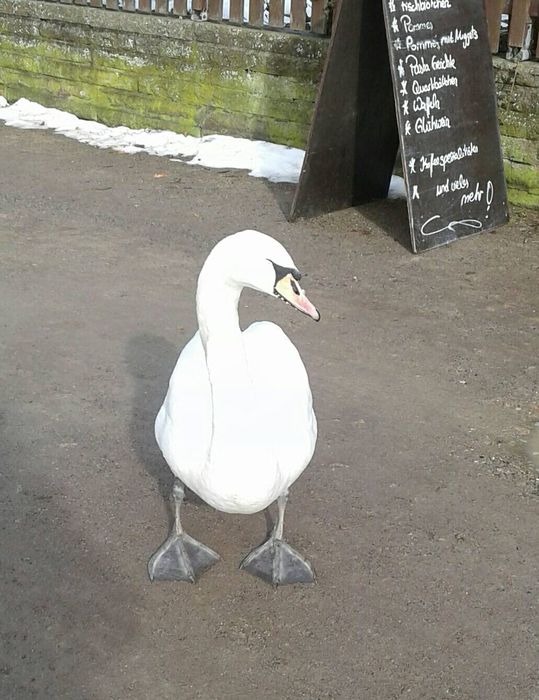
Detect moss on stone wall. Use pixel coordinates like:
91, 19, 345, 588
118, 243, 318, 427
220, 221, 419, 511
0, 0, 326, 146
494, 57, 539, 210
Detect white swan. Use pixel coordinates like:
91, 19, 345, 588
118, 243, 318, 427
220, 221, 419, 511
148, 230, 319, 586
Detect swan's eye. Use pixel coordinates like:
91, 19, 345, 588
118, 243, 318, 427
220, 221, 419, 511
291, 279, 300, 295
269, 260, 302, 285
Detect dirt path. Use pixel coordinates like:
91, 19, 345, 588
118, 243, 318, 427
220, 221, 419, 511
1, 124, 538, 700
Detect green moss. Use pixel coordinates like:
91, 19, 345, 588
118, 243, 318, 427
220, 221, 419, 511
507, 187, 539, 209
0, 46, 142, 92
504, 160, 539, 193
0, 27, 317, 146
498, 109, 539, 140
92, 104, 200, 135
200, 105, 309, 147
500, 135, 539, 167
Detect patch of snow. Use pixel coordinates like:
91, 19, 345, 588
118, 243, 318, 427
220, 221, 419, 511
0, 96, 405, 195
387, 175, 407, 199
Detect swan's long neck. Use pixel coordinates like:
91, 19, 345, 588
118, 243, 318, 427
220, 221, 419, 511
196, 263, 253, 450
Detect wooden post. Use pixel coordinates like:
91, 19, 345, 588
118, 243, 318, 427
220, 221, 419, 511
249, 0, 265, 25
228, 0, 243, 23
207, 0, 222, 20
508, 0, 531, 46
310, 0, 326, 34
171, 0, 187, 15
155, 0, 169, 14
485, 0, 505, 52
290, 0, 305, 29
268, 0, 284, 28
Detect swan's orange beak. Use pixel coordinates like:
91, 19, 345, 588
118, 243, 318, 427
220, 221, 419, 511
274, 274, 320, 322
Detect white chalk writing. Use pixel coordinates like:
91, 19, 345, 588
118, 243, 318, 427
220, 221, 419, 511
405, 53, 457, 75
435, 174, 470, 197
440, 26, 479, 49
415, 115, 451, 133
400, 15, 434, 32
420, 216, 483, 237
412, 74, 459, 95
406, 35, 440, 51
419, 143, 479, 177
413, 93, 441, 118
401, 0, 452, 11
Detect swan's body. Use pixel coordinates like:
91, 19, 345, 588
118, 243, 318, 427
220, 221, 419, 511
155, 321, 316, 514
149, 230, 319, 585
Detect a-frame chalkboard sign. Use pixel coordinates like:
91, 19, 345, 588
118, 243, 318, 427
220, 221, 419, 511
290, 0, 509, 253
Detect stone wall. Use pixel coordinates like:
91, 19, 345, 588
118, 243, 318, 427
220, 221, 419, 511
493, 57, 539, 209
0, 0, 326, 146
0, 1, 537, 208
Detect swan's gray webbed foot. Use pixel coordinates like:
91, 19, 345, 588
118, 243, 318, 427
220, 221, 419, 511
148, 532, 219, 582
240, 538, 315, 586
148, 479, 219, 583
239, 492, 315, 586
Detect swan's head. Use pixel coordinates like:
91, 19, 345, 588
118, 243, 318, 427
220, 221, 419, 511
204, 230, 320, 321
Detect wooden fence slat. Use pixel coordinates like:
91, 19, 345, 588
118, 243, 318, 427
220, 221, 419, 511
207, 0, 222, 20
138, 0, 151, 12
485, 0, 505, 52
105, 0, 118, 9
268, 0, 284, 28
122, 0, 136, 11
73, 0, 89, 6
508, 0, 531, 46
249, 0, 264, 26
310, 0, 326, 33
228, 0, 243, 23
88, 0, 103, 7
290, 0, 305, 29
171, 0, 187, 15
155, 0, 169, 13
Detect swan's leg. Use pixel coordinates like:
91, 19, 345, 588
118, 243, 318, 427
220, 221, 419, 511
240, 492, 315, 586
148, 479, 220, 582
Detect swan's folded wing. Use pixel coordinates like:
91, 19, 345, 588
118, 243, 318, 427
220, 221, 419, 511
243, 321, 317, 486
155, 332, 212, 482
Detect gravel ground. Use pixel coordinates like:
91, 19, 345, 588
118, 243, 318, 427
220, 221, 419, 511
1, 124, 538, 700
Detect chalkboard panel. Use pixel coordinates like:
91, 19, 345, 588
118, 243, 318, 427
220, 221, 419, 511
382, 0, 509, 252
